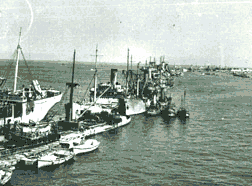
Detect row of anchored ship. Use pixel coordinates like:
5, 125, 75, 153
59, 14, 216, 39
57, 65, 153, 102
0, 30, 189, 185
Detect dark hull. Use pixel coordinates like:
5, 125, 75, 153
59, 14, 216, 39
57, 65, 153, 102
3, 132, 60, 149
176, 108, 190, 118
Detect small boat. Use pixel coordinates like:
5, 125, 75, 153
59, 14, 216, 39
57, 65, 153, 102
176, 108, 190, 119
37, 150, 74, 169
176, 91, 189, 119
0, 167, 13, 185
60, 132, 100, 155
167, 107, 176, 117
53, 150, 74, 165
160, 105, 176, 119
14, 146, 50, 169
72, 138, 100, 155
146, 104, 162, 116
18, 152, 38, 167
0, 161, 15, 170
37, 152, 54, 168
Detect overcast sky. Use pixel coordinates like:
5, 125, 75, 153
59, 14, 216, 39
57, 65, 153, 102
1, 0, 252, 67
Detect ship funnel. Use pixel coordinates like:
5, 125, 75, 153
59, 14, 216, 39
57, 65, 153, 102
161, 87, 166, 101
144, 70, 148, 83
149, 68, 152, 80
162, 62, 165, 71
110, 69, 118, 86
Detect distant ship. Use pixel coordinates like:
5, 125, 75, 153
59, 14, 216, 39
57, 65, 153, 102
0, 29, 63, 128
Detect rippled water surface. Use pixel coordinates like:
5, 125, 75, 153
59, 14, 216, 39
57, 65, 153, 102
1, 61, 251, 185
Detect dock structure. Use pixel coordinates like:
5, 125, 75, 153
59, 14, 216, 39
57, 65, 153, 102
0, 140, 60, 167
0, 114, 130, 168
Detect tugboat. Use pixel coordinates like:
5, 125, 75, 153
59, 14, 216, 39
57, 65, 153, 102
177, 107, 190, 118
176, 91, 190, 119
0, 28, 62, 131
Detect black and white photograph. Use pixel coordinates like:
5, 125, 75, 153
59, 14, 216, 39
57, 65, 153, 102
0, 0, 251, 185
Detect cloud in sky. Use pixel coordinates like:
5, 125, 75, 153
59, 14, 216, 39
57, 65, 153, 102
0, 0, 252, 67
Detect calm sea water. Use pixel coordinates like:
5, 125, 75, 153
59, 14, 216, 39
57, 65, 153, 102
1, 61, 252, 185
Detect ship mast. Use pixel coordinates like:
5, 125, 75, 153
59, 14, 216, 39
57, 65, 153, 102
131, 55, 133, 71
69, 50, 76, 121
94, 46, 98, 102
130, 55, 132, 82
126, 48, 129, 95
90, 45, 102, 102
137, 62, 141, 97
13, 27, 22, 93
66, 50, 79, 122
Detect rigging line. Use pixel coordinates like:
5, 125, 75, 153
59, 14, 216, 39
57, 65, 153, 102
2, 47, 27, 90
20, 48, 33, 80
77, 85, 111, 120
0, 78, 7, 88
82, 74, 94, 103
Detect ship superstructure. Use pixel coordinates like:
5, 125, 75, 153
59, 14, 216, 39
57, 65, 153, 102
90, 69, 125, 102
0, 86, 62, 125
